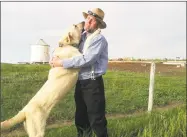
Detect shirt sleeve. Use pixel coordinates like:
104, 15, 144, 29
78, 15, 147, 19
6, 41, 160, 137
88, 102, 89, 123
62, 35, 107, 68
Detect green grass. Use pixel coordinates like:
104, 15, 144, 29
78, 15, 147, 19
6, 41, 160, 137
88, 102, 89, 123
1, 63, 186, 121
1, 63, 186, 136
20, 105, 185, 137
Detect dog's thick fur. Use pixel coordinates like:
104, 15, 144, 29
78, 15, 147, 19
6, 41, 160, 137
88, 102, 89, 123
1, 22, 89, 137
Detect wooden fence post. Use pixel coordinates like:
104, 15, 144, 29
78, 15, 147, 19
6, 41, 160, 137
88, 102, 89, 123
148, 62, 156, 112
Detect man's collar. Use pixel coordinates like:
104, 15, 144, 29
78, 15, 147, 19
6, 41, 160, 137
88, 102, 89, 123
82, 31, 91, 37
82, 31, 87, 35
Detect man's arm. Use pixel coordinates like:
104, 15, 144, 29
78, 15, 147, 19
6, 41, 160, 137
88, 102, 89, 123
62, 35, 107, 69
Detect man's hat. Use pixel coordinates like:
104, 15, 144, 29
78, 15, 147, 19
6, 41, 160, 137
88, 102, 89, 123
82, 8, 107, 29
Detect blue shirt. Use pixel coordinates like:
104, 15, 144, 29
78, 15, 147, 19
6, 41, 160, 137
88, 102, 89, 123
62, 31, 108, 80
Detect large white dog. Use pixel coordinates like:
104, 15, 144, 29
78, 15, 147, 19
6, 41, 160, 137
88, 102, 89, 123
1, 22, 100, 137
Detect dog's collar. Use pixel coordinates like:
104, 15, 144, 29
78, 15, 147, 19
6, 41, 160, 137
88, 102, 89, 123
59, 44, 78, 48
66, 44, 78, 48
72, 44, 78, 47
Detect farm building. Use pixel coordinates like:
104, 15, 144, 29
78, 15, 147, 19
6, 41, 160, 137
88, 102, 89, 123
30, 39, 50, 64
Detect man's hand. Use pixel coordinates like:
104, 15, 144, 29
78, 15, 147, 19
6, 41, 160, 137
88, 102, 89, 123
49, 56, 63, 68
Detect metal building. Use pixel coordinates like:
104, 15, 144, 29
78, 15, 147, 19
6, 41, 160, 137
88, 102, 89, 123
30, 39, 50, 64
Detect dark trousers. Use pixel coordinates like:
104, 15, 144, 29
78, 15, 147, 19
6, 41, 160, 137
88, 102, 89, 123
74, 76, 108, 137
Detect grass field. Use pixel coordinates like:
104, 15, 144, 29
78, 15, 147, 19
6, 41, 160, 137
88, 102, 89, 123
1, 63, 186, 137
35, 105, 186, 137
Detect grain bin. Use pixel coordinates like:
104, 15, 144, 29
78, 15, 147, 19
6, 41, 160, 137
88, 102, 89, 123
30, 39, 50, 64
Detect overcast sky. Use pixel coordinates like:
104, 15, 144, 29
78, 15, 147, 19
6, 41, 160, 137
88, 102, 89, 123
1, 2, 186, 63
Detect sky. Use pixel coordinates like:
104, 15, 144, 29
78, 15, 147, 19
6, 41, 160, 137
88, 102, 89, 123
1, 2, 186, 63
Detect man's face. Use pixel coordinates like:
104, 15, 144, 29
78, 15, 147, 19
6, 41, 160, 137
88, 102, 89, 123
84, 15, 98, 33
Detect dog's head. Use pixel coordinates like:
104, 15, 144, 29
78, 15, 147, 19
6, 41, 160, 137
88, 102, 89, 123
59, 21, 85, 47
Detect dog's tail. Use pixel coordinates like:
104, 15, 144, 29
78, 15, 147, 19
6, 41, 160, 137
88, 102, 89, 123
1, 111, 26, 131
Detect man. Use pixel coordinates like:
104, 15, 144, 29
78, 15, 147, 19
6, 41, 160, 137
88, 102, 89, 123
50, 8, 108, 137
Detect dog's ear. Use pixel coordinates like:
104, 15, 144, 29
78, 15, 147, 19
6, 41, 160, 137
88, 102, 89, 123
66, 32, 73, 43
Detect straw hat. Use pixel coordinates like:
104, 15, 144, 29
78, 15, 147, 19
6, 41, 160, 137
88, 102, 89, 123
82, 8, 107, 29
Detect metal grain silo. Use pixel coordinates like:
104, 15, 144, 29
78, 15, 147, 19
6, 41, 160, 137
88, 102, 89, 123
30, 39, 50, 64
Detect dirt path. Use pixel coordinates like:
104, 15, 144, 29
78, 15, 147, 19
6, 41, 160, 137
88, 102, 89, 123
108, 62, 186, 76
1, 102, 185, 137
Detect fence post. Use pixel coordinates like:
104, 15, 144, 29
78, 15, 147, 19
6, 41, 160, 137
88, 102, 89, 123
148, 62, 156, 112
